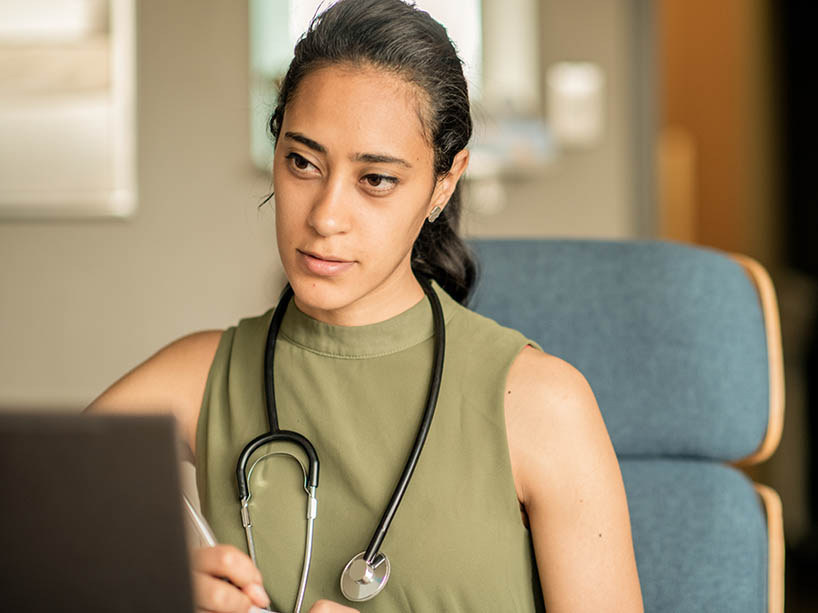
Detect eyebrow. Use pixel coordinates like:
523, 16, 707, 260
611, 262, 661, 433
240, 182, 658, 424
285, 131, 326, 154
284, 131, 412, 168
353, 152, 412, 168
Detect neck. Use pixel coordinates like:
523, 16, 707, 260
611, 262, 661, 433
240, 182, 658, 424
293, 266, 426, 327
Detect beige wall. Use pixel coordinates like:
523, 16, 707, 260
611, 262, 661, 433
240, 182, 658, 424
0, 1, 282, 408
0, 0, 638, 409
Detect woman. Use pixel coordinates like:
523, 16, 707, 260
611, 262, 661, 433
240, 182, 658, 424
89, 1, 643, 611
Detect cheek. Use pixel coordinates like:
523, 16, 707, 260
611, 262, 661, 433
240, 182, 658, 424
272, 174, 306, 239
359, 202, 427, 263
399, 189, 435, 241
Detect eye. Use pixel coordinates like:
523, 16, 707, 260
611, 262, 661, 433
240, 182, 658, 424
361, 173, 398, 195
285, 152, 318, 175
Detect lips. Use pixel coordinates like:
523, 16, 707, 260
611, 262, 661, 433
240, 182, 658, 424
298, 249, 356, 276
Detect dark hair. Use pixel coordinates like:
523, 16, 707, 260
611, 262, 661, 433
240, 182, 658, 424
269, 0, 477, 304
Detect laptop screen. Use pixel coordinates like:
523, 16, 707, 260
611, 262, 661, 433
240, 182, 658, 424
0, 413, 195, 613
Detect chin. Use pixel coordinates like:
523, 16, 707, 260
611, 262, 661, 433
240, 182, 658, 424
286, 273, 361, 316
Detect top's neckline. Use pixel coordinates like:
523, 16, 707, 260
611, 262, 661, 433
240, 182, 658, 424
278, 280, 458, 359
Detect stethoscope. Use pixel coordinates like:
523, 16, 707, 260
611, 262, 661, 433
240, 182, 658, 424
235, 276, 445, 612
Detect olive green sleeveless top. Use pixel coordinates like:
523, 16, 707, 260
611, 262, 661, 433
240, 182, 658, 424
196, 283, 545, 612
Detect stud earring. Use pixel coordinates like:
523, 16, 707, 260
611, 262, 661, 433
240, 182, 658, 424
428, 206, 442, 223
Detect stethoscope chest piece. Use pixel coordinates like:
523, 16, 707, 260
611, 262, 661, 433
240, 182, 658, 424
340, 552, 391, 602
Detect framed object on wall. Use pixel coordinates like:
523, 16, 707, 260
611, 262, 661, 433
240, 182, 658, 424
0, 0, 137, 219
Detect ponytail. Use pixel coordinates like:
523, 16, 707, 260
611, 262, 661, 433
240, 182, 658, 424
411, 185, 477, 305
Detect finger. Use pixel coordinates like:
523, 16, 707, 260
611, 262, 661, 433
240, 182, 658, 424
197, 609, 270, 613
241, 582, 274, 609
193, 545, 265, 589
192, 546, 270, 609
309, 599, 360, 612
193, 571, 252, 613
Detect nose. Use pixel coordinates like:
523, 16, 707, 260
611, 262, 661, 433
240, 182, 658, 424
307, 175, 351, 237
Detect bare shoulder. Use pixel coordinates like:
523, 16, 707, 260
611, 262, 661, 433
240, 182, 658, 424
86, 330, 223, 455
505, 345, 596, 417
504, 346, 606, 499
504, 346, 643, 611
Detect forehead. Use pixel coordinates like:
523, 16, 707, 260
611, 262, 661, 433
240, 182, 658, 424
282, 64, 433, 164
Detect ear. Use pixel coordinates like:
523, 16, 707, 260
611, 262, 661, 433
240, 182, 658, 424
429, 149, 470, 213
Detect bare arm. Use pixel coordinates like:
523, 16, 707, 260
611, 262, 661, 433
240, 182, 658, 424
85, 330, 223, 456
505, 347, 643, 612
86, 331, 363, 612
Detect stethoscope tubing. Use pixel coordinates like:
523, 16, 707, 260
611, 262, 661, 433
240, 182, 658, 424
235, 276, 445, 606
265, 284, 295, 434
236, 430, 319, 498
362, 278, 445, 563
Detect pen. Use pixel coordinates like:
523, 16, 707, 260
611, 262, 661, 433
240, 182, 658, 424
182, 493, 218, 546
182, 494, 275, 613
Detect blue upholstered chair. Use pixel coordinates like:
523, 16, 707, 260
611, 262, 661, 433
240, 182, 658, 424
470, 239, 785, 613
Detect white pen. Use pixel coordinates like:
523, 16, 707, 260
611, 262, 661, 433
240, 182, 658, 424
182, 494, 276, 613
182, 493, 218, 546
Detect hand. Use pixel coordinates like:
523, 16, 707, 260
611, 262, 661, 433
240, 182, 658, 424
192, 544, 271, 613
308, 600, 360, 613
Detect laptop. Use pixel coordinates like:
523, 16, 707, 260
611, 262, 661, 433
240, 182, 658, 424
0, 413, 195, 613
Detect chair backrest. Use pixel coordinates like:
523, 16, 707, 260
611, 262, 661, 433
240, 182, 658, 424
470, 239, 784, 613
